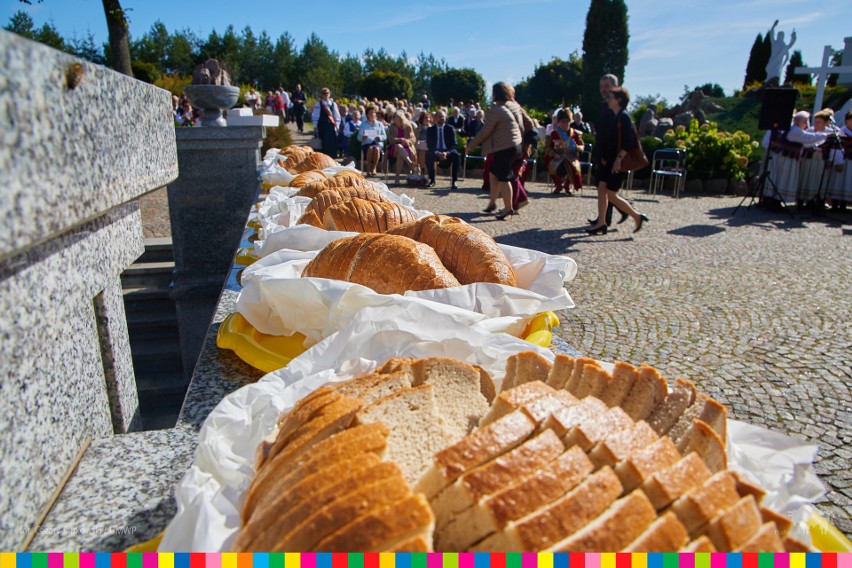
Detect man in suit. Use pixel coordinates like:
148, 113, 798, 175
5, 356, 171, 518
426, 109, 460, 189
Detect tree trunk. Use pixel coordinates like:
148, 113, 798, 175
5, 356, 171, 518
102, 0, 133, 76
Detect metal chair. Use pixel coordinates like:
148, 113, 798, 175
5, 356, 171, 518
578, 143, 593, 191
463, 154, 485, 180
649, 148, 687, 198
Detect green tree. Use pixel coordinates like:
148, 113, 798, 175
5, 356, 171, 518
828, 49, 842, 87
166, 29, 198, 76
239, 26, 260, 86
431, 68, 485, 105
514, 53, 583, 111
361, 70, 412, 101
412, 51, 447, 99
4, 10, 35, 39
296, 33, 340, 96
271, 32, 296, 89
694, 83, 726, 97
743, 33, 766, 88
339, 53, 364, 97
68, 31, 107, 65
132, 20, 169, 72
784, 50, 810, 85
580, 0, 629, 119
34, 21, 64, 50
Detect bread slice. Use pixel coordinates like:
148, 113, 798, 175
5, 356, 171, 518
782, 536, 813, 552
542, 397, 608, 439
621, 364, 668, 421
615, 436, 682, 493
646, 378, 697, 435
262, 388, 343, 465
333, 372, 388, 398
550, 489, 658, 552
734, 522, 785, 552
524, 390, 579, 426
242, 396, 365, 522
598, 361, 640, 407
431, 429, 563, 528
572, 363, 613, 399
416, 410, 535, 498
641, 452, 712, 510
677, 418, 727, 472
624, 512, 689, 552
705, 494, 763, 551
681, 536, 716, 552
357, 371, 412, 405
437, 446, 594, 551
377, 356, 496, 406
479, 381, 556, 426
277, 466, 412, 551
505, 351, 553, 389
356, 385, 454, 485
474, 365, 497, 404
563, 406, 635, 452
670, 470, 740, 535
389, 535, 432, 552
760, 506, 793, 535
668, 393, 728, 447
731, 471, 766, 504
410, 357, 490, 438
473, 466, 623, 552
564, 358, 602, 395
501, 354, 519, 391
588, 420, 659, 470
545, 354, 574, 389
314, 493, 435, 552
235, 453, 383, 550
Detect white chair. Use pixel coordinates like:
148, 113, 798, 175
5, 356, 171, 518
649, 148, 687, 198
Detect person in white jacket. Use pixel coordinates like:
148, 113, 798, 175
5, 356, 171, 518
761, 110, 827, 205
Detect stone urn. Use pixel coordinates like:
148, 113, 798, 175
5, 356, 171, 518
183, 85, 240, 127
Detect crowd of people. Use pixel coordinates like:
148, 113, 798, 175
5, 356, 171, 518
174, 72, 851, 228
761, 108, 852, 211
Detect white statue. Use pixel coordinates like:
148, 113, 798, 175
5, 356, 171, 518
765, 20, 797, 84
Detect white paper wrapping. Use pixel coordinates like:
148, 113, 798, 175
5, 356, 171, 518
235, 241, 575, 343
159, 303, 826, 552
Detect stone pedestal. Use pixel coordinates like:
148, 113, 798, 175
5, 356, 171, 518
167, 127, 265, 378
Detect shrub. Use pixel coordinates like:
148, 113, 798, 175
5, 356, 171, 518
132, 60, 162, 84
662, 119, 757, 181
262, 123, 294, 155
361, 71, 413, 101
155, 74, 192, 96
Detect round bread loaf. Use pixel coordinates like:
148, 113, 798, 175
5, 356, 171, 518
293, 153, 337, 173
289, 170, 327, 188
297, 176, 376, 199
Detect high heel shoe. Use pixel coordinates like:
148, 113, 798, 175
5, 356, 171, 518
616, 210, 630, 224
586, 224, 608, 235
495, 209, 517, 220
482, 203, 497, 213
634, 213, 650, 233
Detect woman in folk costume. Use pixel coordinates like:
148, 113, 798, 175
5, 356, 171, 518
830, 110, 852, 210
544, 109, 584, 194
311, 87, 341, 158
799, 109, 843, 207
761, 110, 827, 205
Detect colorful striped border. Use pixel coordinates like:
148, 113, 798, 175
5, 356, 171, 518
0, 554, 850, 568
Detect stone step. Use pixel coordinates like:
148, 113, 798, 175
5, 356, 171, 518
121, 261, 175, 289
139, 237, 175, 264
131, 337, 183, 375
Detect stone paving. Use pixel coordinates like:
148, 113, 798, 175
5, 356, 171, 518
141, 124, 851, 537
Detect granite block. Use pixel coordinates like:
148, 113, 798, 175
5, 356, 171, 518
0, 31, 178, 260
27, 427, 195, 552
0, 203, 144, 550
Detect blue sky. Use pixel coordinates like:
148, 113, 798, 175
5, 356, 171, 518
3, 0, 851, 104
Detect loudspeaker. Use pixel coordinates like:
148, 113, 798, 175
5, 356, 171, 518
758, 88, 799, 130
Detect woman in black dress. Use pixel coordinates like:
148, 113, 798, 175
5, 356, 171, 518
588, 87, 649, 234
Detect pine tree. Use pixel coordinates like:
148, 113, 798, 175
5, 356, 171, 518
784, 50, 810, 85
743, 33, 765, 88
580, 0, 629, 120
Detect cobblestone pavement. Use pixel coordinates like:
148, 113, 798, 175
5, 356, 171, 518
143, 125, 851, 536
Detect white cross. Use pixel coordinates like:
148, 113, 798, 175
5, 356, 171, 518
795, 45, 852, 115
